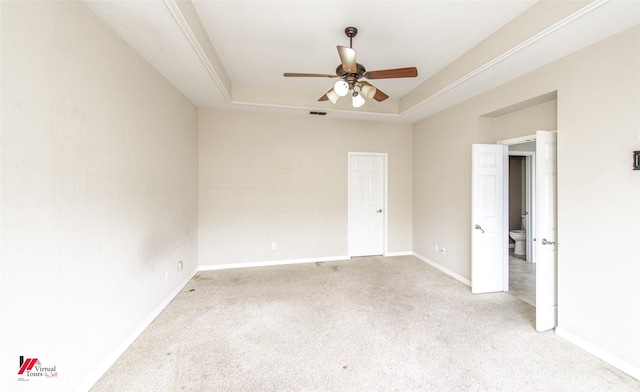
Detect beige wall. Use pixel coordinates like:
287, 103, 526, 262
494, 99, 558, 141
555, 25, 639, 374
199, 109, 412, 266
413, 25, 640, 374
1, 2, 199, 390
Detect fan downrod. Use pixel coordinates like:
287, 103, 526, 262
345, 26, 357, 47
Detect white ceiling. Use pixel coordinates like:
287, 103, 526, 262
85, 0, 639, 123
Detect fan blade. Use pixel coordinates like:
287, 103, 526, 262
361, 81, 389, 102
364, 67, 418, 79
283, 73, 337, 78
373, 88, 389, 102
337, 46, 357, 73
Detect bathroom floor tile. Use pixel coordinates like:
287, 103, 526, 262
509, 252, 535, 307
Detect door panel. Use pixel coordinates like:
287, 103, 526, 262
472, 144, 508, 293
535, 131, 558, 332
349, 154, 385, 257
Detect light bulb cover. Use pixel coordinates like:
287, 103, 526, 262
334, 80, 349, 97
352, 91, 365, 108
361, 84, 377, 99
326, 89, 340, 104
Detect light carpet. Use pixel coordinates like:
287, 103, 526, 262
91, 256, 639, 391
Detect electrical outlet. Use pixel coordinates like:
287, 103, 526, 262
441, 248, 446, 256
271, 242, 277, 250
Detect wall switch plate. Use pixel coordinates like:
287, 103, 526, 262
271, 242, 277, 250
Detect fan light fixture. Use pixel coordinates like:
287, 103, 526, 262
328, 81, 370, 107
334, 80, 349, 97
326, 89, 340, 104
360, 84, 377, 99
283, 26, 418, 109
328, 85, 368, 107
351, 91, 365, 108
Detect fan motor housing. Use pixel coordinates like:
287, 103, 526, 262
336, 63, 366, 79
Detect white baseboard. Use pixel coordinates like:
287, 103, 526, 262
555, 327, 640, 381
385, 251, 413, 257
198, 255, 351, 271
412, 252, 471, 287
78, 269, 198, 392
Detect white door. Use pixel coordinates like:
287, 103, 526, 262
348, 153, 385, 257
535, 130, 558, 332
471, 144, 508, 293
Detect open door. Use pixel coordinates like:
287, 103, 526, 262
471, 144, 508, 293
535, 130, 558, 331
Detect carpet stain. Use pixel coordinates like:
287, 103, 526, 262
315, 262, 323, 267
193, 274, 215, 281
330, 266, 339, 271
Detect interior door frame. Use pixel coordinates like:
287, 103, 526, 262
347, 152, 388, 257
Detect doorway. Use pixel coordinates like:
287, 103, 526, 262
499, 131, 558, 331
347, 152, 387, 257
472, 131, 558, 332
507, 144, 536, 308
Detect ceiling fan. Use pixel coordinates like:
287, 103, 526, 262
283, 27, 418, 107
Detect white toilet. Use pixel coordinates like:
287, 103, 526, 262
509, 215, 527, 256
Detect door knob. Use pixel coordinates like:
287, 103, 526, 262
474, 224, 484, 233
541, 238, 556, 245
376, 209, 382, 213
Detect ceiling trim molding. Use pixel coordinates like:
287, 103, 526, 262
162, 0, 232, 102
230, 100, 402, 120
402, 0, 609, 117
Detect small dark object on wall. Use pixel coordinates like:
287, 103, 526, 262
634, 151, 640, 170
